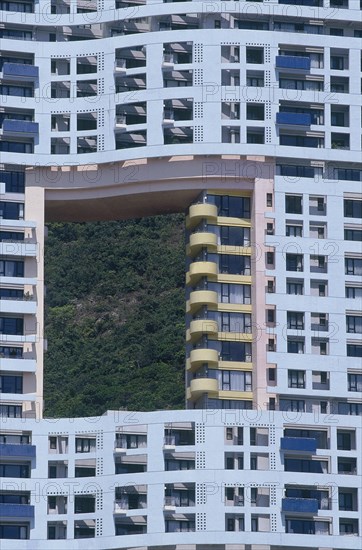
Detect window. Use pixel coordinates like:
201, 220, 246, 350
218, 312, 252, 333
337, 431, 353, 450
0, 202, 24, 220
74, 495, 95, 514
347, 344, 362, 357
219, 255, 251, 275
284, 459, 328, 473
246, 47, 263, 64
0, 317, 24, 335
268, 368, 276, 382
286, 279, 303, 295
277, 164, 315, 178
0, 405, 22, 418
266, 223, 274, 235
344, 229, 362, 241
218, 226, 250, 246
287, 338, 304, 354
0, 524, 29, 539
165, 458, 195, 471
0, 84, 33, 97
286, 224, 303, 237
0, 463, 30, 478
267, 280, 275, 293
318, 283, 326, 297
247, 104, 265, 121
346, 315, 362, 334
219, 341, 252, 362
266, 193, 272, 207
280, 399, 305, 412
339, 492, 353, 511
0, 141, 33, 154
287, 312, 304, 330
75, 438, 96, 453
338, 402, 362, 416
247, 73, 264, 87
339, 520, 358, 535
348, 373, 362, 392
0, 346, 23, 358
286, 254, 303, 272
208, 195, 251, 218
288, 370, 305, 389
0, 260, 24, 277
216, 283, 251, 305
211, 370, 252, 392
266, 252, 274, 265
285, 195, 302, 214
344, 200, 362, 218
346, 286, 362, 299
267, 310, 275, 324
0, 375, 23, 393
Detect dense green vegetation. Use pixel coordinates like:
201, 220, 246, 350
43, 215, 185, 418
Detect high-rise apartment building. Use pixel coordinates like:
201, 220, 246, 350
0, 0, 361, 547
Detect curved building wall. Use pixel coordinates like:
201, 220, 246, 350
0, 409, 361, 548
0, 0, 361, 166
1, 1, 362, 547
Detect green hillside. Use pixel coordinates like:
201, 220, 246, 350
43, 215, 185, 418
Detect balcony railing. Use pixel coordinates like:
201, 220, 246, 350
2, 120, 38, 134
276, 112, 312, 126
276, 56, 311, 70
0, 443, 36, 457
280, 437, 317, 453
0, 503, 34, 518
2, 62, 38, 79
282, 497, 319, 514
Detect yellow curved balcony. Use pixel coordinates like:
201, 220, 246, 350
189, 319, 218, 341
189, 377, 218, 400
188, 261, 217, 282
189, 232, 217, 254
189, 348, 219, 371
188, 290, 218, 313
187, 203, 218, 228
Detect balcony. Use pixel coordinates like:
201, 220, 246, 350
188, 290, 218, 312
2, 63, 38, 80
189, 319, 218, 341
0, 503, 34, 518
276, 113, 311, 126
189, 232, 217, 254
188, 261, 217, 282
2, 119, 38, 137
188, 348, 218, 371
0, 443, 36, 457
282, 498, 318, 514
276, 56, 311, 71
189, 378, 218, 400
280, 437, 317, 453
187, 204, 218, 228
0, 297, 37, 315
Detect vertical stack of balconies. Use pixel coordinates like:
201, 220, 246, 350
185, 191, 254, 410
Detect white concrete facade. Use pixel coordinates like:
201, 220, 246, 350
1, 0, 361, 547
0, 410, 361, 548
